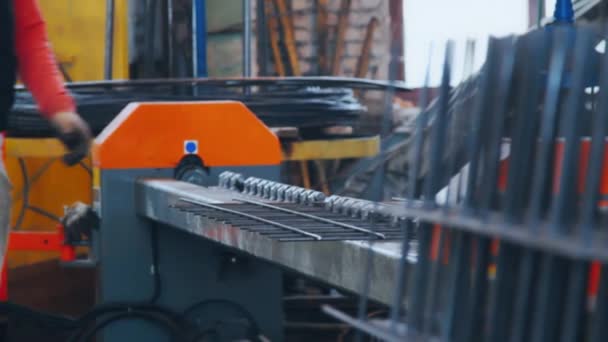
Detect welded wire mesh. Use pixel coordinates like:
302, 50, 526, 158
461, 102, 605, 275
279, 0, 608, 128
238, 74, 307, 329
323, 24, 608, 342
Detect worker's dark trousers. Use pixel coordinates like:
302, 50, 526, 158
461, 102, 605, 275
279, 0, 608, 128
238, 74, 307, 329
0, 132, 10, 284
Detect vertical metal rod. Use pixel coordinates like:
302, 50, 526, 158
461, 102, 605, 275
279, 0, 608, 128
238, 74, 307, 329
578, 26, 608, 244
408, 41, 453, 337
590, 264, 608, 342
549, 29, 592, 233
530, 30, 592, 341
503, 32, 546, 224
243, 0, 252, 78
167, 0, 175, 77
256, 0, 269, 76
388, 219, 412, 328
455, 40, 477, 203
104, 0, 115, 80
560, 260, 589, 342
527, 27, 570, 225
422, 226, 446, 335
463, 39, 497, 210
192, 0, 198, 78
487, 243, 519, 342
511, 28, 569, 342
388, 47, 433, 328
445, 39, 476, 207
424, 41, 454, 200
353, 25, 401, 342
531, 255, 569, 342
442, 232, 470, 342
462, 237, 491, 342
509, 251, 538, 342
406, 224, 432, 335
478, 37, 516, 213
144, 0, 158, 77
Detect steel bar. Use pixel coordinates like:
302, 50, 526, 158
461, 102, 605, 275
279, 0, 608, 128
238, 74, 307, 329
352, 31, 403, 342
488, 243, 519, 342
255, 0, 269, 76
177, 198, 322, 240
377, 201, 608, 262
503, 30, 547, 224
388, 219, 412, 329
511, 29, 569, 342
388, 49, 433, 327
167, 0, 174, 77
234, 198, 386, 239
444, 39, 476, 207
549, 28, 593, 233
590, 264, 608, 342
442, 231, 470, 342
527, 27, 570, 224
461, 237, 491, 342
531, 28, 594, 342
489, 33, 540, 342
578, 25, 608, 243
354, 216, 377, 342
509, 251, 539, 342
560, 260, 589, 342
243, 0, 252, 79
424, 42, 453, 200
104, 0, 115, 80
409, 42, 454, 336
13, 77, 411, 92
463, 38, 496, 210
422, 226, 446, 335
531, 255, 567, 342
478, 37, 516, 213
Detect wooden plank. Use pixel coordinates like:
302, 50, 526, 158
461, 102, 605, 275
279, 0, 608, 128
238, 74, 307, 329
274, 0, 301, 76
316, 0, 329, 74
331, 0, 352, 75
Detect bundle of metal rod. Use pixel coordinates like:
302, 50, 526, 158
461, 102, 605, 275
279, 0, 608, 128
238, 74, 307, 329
321, 24, 608, 342
9, 80, 376, 137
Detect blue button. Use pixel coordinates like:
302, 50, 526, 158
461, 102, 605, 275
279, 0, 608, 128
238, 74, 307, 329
185, 141, 197, 154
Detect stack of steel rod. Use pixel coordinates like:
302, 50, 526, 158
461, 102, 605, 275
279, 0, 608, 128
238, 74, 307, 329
323, 24, 608, 342
8, 77, 408, 137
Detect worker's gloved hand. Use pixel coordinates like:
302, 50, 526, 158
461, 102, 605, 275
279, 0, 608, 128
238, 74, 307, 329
50, 111, 92, 166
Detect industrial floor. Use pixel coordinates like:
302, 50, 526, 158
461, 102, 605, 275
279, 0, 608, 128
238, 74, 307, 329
0, 261, 379, 341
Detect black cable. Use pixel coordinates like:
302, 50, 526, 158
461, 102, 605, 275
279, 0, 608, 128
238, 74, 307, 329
67, 310, 188, 342
27, 205, 62, 223
0, 301, 77, 329
183, 299, 261, 341
78, 160, 93, 177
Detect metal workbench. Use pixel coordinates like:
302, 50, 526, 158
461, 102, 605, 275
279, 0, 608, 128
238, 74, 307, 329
135, 178, 413, 306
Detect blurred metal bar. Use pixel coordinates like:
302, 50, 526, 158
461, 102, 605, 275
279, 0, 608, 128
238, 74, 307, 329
104, 0, 115, 80
167, 0, 174, 77
243, 0, 252, 78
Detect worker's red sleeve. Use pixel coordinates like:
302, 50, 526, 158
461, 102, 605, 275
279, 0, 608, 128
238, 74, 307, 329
13, 0, 75, 118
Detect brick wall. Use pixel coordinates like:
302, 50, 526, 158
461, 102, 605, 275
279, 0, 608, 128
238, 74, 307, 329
256, 0, 393, 80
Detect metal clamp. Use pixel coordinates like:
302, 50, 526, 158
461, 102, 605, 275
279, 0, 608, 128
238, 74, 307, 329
276, 184, 291, 201
256, 180, 270, 197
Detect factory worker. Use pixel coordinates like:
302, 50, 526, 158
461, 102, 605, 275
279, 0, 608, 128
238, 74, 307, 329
0, 0, 92, 282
